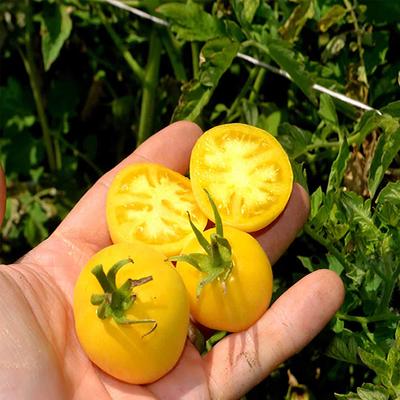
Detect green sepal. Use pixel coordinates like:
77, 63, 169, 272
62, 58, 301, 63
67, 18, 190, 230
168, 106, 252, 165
170, 190, 233, 297
90, 259, 156, 334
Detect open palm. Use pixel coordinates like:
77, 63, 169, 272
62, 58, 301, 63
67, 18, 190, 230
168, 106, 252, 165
0, 121, 344, 400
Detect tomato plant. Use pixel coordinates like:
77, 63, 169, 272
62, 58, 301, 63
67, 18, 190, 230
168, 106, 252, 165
190, 123, 293, 232
172, 193, 273, 332
73, 242, 190, 384
106, 163, 207, 256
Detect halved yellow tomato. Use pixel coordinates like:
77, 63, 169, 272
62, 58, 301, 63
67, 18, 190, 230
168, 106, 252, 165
106, 163, 207, 256
190, 123, 293, 232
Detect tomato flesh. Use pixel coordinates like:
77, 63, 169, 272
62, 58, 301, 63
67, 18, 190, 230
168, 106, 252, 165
106, 163, 207, 256
190, 123, 293, 232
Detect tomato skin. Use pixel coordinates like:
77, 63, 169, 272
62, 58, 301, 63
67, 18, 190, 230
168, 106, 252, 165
190, 123, 293, 232
73, 242, 190, 384
106, 163, 207, 257
175, 227, 273, 332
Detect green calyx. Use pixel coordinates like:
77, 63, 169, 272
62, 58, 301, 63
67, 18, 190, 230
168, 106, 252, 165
90, 258, 157, 335
169, 190, 233, 297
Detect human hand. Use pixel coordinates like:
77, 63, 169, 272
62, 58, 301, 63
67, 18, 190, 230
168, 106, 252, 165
0, 121, 344, 399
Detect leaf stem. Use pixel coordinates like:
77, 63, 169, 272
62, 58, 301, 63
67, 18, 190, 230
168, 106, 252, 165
336, 312, 400, 324
137, 28, 161, 145
226, 66, 259, 121
249, 67, 266, 103
22, 0, 57, 171
161, 31, 187, 82
191, 42, 200, 79
98, 7, 144, 82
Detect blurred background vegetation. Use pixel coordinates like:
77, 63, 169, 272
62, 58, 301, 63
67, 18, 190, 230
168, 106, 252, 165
1, 1, 399, 398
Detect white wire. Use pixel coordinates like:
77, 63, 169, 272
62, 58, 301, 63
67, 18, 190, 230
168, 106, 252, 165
102, 0, 382, 115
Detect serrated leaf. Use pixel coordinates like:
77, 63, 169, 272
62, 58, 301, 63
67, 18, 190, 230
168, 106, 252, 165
358, 348, 388, 378
265, 38, 317, 104
340, 191, 380, 241
368, 124, 400, 198
157, 3, 225, 41
40, 3, 72, 71
327, 136, 349, 192
326, 333, 359, 364
357, 383, 389, 400
375, 182, 400, 227
335, 392, 361, 400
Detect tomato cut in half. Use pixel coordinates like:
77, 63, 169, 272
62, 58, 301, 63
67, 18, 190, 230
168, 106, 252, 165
190, 123, 293, 232
106, 163, 208, 256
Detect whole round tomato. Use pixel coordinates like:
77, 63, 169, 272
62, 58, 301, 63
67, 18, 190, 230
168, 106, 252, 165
73, 242, 190, 384
106, 163, 207, 256
175, 226, 273, 332
190, 123, 293, 232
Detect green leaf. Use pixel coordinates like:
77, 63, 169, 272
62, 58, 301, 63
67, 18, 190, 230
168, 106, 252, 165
358, 348, 388, 378
319, 93, 339, 129
375, 182, 400, 227
357, 383, 389, 400
279, 0, 314, 42
380, 101, 400, 118
327, 136, 349, 193
172, 80, 213, 122
40, 3, 72, 71
172, 38, 238, 121
199, 38, 240, 87
327, 254, 344, 275
317, 4, 347, 32
231, 0, 260, 27
278, 122, 312, 158
265, 37, 317, 104
340, 191, 380, 242
368, 124, 400, 198
326, 332, 359, 364
23, 202, 48, 247
157, 3, 225, 41
309, 186, 324, 220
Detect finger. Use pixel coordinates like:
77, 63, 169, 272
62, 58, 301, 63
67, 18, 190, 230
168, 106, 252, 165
204, 269, 345, 400
254, 183, 310, 265
0, 165, 6, 226
52, 121, 203, 254
147, 341, 210, 400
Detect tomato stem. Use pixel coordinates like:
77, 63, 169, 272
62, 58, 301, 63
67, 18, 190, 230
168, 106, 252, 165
168, 191, 233, 297
90, 259, 157, 334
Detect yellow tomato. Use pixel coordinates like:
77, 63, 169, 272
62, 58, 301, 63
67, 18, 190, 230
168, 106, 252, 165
73, 242, 190, 384
190, 123, 293, 232
106, 163, 207, 256
175, 226, 273, 332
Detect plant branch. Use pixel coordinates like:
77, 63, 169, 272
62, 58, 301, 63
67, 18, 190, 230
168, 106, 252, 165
137, 28, 161, 145
97, 7, 144, 82
22, 0, 57, 171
